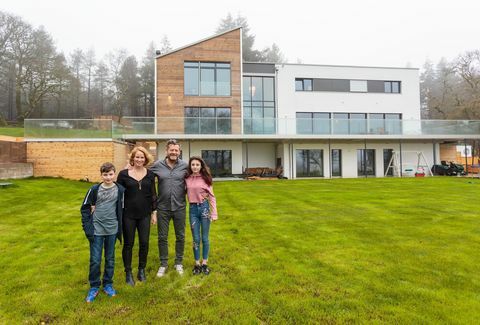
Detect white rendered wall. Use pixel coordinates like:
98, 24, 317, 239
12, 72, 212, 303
244, 143, 276, 169
276, 64, 421, 134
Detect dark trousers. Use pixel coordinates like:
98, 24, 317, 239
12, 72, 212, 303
122, 216, 151, 272
157, 208, 186, 267
89, 234, 116, 288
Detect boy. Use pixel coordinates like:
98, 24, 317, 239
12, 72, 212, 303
81, 162, 125, 303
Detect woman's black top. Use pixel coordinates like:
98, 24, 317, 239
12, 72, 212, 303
117, 169, 157, 219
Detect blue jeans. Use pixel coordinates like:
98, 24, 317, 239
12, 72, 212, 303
189, 201, 211, 261
89, 234, 116, 288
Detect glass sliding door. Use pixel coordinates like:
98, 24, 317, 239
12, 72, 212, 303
201, 150, 232, 177
383, 149, 394, 176
296, 149, 323, 177
357, 149, 376, 176
331, 149, 342, 177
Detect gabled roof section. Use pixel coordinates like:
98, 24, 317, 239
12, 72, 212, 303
155, 27, 242, 59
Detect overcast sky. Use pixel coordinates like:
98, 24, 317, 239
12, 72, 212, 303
3, 0, 479, 68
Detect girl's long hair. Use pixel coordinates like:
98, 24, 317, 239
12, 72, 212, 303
186, 156, 213, 186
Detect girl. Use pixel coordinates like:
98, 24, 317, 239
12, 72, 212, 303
116, 146, 157, 286
185, 156, 218, 275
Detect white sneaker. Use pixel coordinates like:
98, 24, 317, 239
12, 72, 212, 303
156, 266, 167, 277
174, 264, 184, 275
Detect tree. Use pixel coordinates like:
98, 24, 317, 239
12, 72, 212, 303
140, 42, 155, 116
216, 13, 262, 62
19, 27, 68, 119
159, 35, 172, 54
84, 48, 96, 117
216, 13, 286, 63
69, 48, 85, 117
261, 43, 286, 63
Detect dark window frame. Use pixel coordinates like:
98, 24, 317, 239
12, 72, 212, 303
295, 78, 313, 91
384, 81, 401, 93
184, 107, 231, 134
184, 61, 231, 97
243, 76, 276, 134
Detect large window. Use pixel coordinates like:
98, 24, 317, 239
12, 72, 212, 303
296, 112, 402, 135
243, 76, 275, 134
184, 62, 231, 96
383, 149, 394, 176
185, 107, 231, 134
331, 149, 342, 177
296, 149, 323, 177
296, 112, 330, 134
357, 149, 376, 176
202, 150, 232, 177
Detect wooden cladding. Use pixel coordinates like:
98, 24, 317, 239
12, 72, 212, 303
156, 29, 242, 134
27, 141, 133, 182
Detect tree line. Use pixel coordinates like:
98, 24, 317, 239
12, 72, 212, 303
0, 12, 285, 125
0, 11, 165, 124
421, 52, 480, 119
2, 10, 477, 124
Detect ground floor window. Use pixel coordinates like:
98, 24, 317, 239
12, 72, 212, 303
383, 149, 394, 176
201, 150, 232, 177
331, 149, 342, 177
296, 149, 323, 177
357, 149, 375, 176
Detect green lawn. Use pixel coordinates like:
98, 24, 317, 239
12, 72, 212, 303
24, 128, 111, 138
0, 127, 24, 137
1, 177, 479, 323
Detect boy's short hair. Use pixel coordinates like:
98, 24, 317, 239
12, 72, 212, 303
100, 162, 116, 173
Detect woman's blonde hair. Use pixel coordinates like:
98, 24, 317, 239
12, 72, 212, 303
129, 146, 153, 167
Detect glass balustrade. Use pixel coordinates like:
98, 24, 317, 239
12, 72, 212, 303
24, 117, 480, 138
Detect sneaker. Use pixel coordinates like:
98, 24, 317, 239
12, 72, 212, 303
192, 264, 202, 275
156, 266, 167, 277
103, 284, 117, 297
174, 264, 184, 275
85, 287, 99, 303
201, 264, 210, 275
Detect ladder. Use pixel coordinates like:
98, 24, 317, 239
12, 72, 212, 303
384, 151, 433, 177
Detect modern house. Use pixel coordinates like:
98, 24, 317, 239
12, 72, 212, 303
145, 27, 479, 179
20, 27, 480, 181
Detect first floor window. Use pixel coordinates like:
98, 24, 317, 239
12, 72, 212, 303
357, 149, 376, 176
184, 107, 231, 134
184, 61, 231, 96
202, 150, 232, 177
295, 78, 313, 91
384, 81, 401, 93
296, 149, 323, 177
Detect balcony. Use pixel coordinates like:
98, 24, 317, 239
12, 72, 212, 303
23, 117, 480, 140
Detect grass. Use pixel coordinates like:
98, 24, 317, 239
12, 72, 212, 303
0, 127, 24, 137
24, 128, 111, 138
1, 177, 480, 323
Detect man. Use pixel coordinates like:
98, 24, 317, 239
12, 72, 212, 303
150, 139, 188, 276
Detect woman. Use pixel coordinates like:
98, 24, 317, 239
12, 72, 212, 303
116, 146, 157, 286
185, 156, 218, 275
